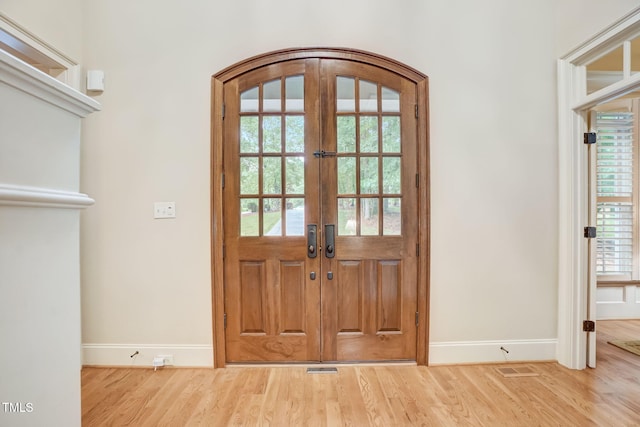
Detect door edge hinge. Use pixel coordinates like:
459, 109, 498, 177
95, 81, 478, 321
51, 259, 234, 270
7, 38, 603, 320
416, 244, 420, 257
224, 313, 227, 329
584, 226, 597, 239
222, 103, 225, 119
583, 132, 596, 144
583, 320, 595, 332
221, 173, 225, 189
415, 174, 419, 188
222, 244, 225, 259
415, 312, 419, 327
415, 104, 418, 119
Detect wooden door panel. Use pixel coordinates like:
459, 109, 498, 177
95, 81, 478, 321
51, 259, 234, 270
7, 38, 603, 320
224, 59, 321, 362
329, 258, 416, 361
377, 260, 402, 332
227, 257, 318, 361
336, 261, 363, 332
280, 261, 306, 333
239, 261, 266, 333
320, 59, 418, 362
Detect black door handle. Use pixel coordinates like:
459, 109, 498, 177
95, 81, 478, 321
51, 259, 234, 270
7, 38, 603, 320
325, 224, 335, 259
307, 224, 317, 258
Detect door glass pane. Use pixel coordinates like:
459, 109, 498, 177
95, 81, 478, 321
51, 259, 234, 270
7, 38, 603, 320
586, 45, 624, 95
286, 157, 305, 194
263, 79, 281, 112
240, 157, 259, 194
285, 198, 305, 236
360, 116, 379, 152
240, 198, 259, 236
632, 37, 640, 77
382, 157, 401, 194
263, 116, 282, 153
337, 77, 355, 112
383, 198, 401, 235
285, 75, 304, 112
359, 80, 378, 112
382, 117, 401, 152
263, 198, 282, 235
240, 87, 259, 112
240, 116, 259, 153
337, 116, 356, 152
381, 87, 400, 112
263, 157, 281, 194
286, 116, 304, 153
338, 157, 356, 194
360, 157, 379, 194
338, 198, 357, 235
361, 198, 379, 235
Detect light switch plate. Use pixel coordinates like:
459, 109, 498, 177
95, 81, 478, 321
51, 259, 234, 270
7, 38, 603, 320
154, 202, 176, 219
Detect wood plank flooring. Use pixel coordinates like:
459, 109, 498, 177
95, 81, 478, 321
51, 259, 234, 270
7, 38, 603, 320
82, 320, 640, 426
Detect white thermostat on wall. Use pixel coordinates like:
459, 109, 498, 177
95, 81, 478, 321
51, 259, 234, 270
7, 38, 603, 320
86, 70, 105, 92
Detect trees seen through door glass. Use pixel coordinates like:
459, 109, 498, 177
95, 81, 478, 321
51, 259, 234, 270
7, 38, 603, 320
239, 75, 305, 236
336, 77, 402, 236
238, 74, 403, 237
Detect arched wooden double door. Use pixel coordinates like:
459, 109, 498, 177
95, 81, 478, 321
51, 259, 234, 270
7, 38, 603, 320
212, 49, 429, 366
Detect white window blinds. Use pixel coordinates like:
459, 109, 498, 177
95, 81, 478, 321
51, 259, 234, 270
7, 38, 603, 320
596, 202, 633, 275
595, 109, 635, 277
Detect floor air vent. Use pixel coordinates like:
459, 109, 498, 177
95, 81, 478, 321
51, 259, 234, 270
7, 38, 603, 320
495, 366, 539, 378
306, 367, 338, 374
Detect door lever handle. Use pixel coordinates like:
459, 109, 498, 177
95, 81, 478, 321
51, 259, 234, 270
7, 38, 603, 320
307, 224, 317, 258
325, 224, 335, 259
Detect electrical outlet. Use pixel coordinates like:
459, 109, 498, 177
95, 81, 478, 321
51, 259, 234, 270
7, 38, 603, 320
160, 354, 174, 366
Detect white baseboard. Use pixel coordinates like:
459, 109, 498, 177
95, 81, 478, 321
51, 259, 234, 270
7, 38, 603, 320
428, 338, 557, 365
82, 343, 213, 368
84, 340, 557, 368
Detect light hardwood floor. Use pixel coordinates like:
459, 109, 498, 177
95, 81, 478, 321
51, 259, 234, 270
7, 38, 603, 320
82, 320, 640, 426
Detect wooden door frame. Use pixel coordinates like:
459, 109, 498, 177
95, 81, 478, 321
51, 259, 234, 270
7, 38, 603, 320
211, 47, 429, 368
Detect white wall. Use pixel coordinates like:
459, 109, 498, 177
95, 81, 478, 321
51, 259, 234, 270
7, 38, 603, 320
555, 0, 640, 56
78, 0, 640, 366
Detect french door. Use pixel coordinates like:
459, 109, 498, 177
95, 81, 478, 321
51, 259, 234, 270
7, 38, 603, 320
213, 49, 428, 365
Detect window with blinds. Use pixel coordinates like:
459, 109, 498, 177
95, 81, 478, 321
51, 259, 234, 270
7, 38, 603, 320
595, 107, 636, 279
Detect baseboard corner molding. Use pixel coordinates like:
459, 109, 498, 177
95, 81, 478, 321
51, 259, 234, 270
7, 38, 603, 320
428, 338, 557, 365
82, 343, 214, 368
0, 184, 94, 209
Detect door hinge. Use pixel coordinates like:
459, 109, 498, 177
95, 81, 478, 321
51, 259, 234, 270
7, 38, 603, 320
224, 313, 227, 329
583, 320, 595, 332
415, 174, 419, 188
415, 312, 419, 326
222, 244, 225, 259
415, 104, 418, 119
584, 226, 597, 239
583, 132, 596, 144
222, 103, 226, 119
416, 244, 420, 257
221, 173, 225, 189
